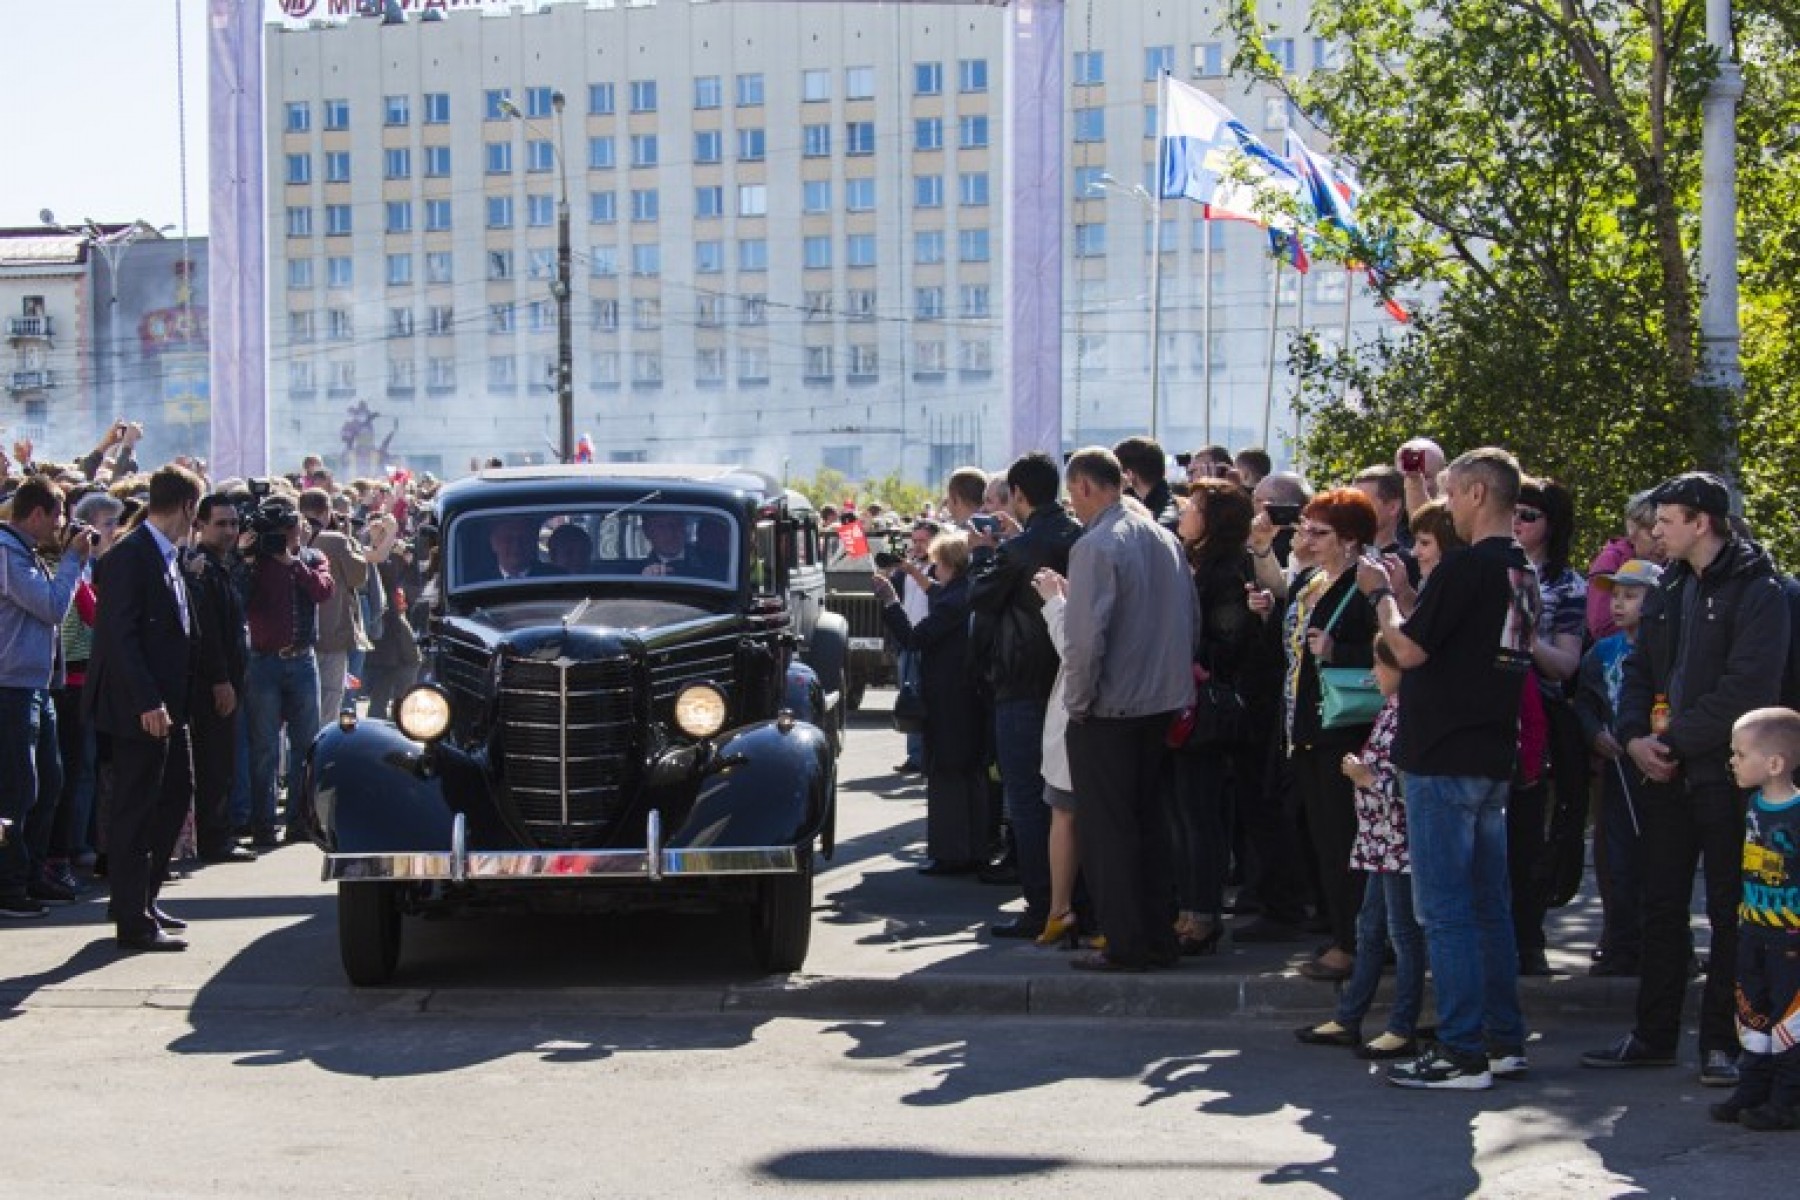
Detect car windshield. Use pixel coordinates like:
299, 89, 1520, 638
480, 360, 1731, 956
447, 504, 738, 592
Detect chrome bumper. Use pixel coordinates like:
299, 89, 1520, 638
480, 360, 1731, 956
322, 812, 803, 883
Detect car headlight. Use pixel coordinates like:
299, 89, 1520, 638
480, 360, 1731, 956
673, 683, 728, 739
395, 685, 453, 743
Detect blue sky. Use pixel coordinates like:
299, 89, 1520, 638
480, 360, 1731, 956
0, 1, 211, 235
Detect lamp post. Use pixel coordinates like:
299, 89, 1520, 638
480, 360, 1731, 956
499, 92, 574, 464
1094, 174, 1165, 442
39, 211, 167, 437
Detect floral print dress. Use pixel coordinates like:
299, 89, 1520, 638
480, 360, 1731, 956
1349, 694, 1407, 874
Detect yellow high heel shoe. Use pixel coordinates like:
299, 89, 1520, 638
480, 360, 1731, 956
1034, 910, 1078, 948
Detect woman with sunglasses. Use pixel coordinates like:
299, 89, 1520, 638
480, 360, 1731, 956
1510, 477, 1589, 975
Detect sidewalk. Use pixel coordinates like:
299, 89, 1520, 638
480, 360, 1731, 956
0, 695, 1690, 1024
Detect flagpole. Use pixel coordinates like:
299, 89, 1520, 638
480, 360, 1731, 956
1262, 255, 1281, 446
1149, 72, 1169, 442
1202, 220, 1213, 446
1293, 265, 1307, 451
1338, 269, 1354, 407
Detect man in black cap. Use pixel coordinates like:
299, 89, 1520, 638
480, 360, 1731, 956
1582, 471, 1791, 1087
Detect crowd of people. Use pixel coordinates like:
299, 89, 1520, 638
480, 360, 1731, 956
0, 428, 435, 950
866, 436, 1799, 1117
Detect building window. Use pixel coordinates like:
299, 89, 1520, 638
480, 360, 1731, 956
389, 307, 414, 338
632, 351, 661, 389
525, 87, 555, 118
803, 236, 832, 270
527, 195, 555, 227
959, 284, 990, 318
960, 338, 993, 373
488, 249, 514, 280
1145, 45, 1175, 80
487, 196, 514, 229
289, 360, 315, 393
739, 294, 767, 325
958, 116, 989, 149
959, 172, 989, 207
845, 121, 875, 156
803, 124, 831, 158
324, 99, 349, 130
845, 178, 876, 211
958, 59, 988, 93
696, 292, 724, 325
428, 357, 455, 390
325, 204, 352, 236
845, 66, 875, 100
488, 355, 517, 390
696, 347, 726, 385
850, 344, 878, 378
694, 75, 722, 109
802, 68, 831, 102
805, 290, 833, 320
803, 180, 831, 213
695, 186, 724, 218
1265, 98, 1290, 131
1073, 107, 1104, 143
1270, 38, 1297, 73
387, 255, 413, 287
589, 246, 618, 277
915, 286, 944, 320
425, 145, 451, 177
286, 207, 313, 238
958, 228, 990, 262
285, 154, 312, 185
633, 297, 661, 329
388, 357, 415, 390
629, 80, 657, 113
384, 95, 409, 126
847, 233, 876, 268
736, 73, 764, 106
1314, 38, 1341, 71
738, 128, 765, 161
592, 298, 619, 331
631, 134, 659, 168
1317, 270, 1348, 303
914, 231, 945, 265
589, 83, 615, 115
425, 199, 452, 231
289, 310, 316, 343
426, 252, 453, 284
1193, 42, 1224, 78
427, 305, 454, 335
424, 92, 450, 124
591, 351, 619, 387
527, 140, 555, 173
914, 340, 946, 375
1074, 51, 1104, 86
915, 117, 943, 151
327, 308, 353, 341
285, 102, 310, 133
738, 184, 767, 216
329, 359, 356, 393
695, 129, 722, 164
915, 61, 942, 95
804, 345, 832, 380
695, 240, 723, 274
847, 288, 877, 320
287, 259, 313, 289
632, 244, 660, 277
384, 147, 412, 180
325, 151, 351, 183
739, 239, 768, 272
385, 201, 413, 234
631, 189, 659, 222
486, 141, 513, 175
912, 176, 943, 209
484, 90, 512, 121
1075, 223, 1106, 258
589, 136, 615, 170
737, 346, 769, 384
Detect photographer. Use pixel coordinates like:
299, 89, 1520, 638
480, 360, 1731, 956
297, 489, 385, 722
0, 476, 92, 917
242, 499, 333, 846
185, 493, 254, 864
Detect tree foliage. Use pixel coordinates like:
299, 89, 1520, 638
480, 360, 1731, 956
1228, 0, 1796, 566
785, 467, 935, 522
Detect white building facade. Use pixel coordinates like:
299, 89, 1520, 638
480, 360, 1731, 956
266, 1, 1395, 481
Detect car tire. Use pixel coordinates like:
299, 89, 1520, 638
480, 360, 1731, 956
338, 881, 403, 986
751, 849, 814, 974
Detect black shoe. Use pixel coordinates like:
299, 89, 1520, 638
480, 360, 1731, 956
892, 760, 922, 775
1580, 1033, 1677, 1069
1487, 1044, 1529, 1080
1230, 917, 1306, 944
1739, 1102, 1800, 1132
989, 915, 1046, 939
249, 827, 281, 850
977, 861, 1020, 887
1294, 1021, 1360, 1048
0, 894, 49, 919
1387, 1045, 1493, 1091
283, 822, 310, 844
1709, 1099, 1748, 1125
151, 907, 188, 932
117, 930, 188, 952
1517, 950, 1553, 977
199, 846, 258, 864
917, 859, 977, 877
27, 872, 79, 905
1588, 956, 1639, 977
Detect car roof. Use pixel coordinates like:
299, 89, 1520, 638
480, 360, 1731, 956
476, 463, 782, 492
436, 463, 798, 520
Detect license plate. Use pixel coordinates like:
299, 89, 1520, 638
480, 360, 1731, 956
849, 637, 885, 652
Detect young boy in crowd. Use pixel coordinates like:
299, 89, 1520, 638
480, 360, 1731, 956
1574, 559, 1663, 977
1712, 707, 1800, 1131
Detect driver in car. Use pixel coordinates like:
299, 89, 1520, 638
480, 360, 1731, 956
489, 517, 565, 580
637, 512, 724, 580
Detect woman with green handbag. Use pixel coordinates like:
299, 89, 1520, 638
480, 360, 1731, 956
1283, 489, 1381, 983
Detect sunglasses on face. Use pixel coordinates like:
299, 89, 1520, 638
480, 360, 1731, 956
1514, 508, 1544, 524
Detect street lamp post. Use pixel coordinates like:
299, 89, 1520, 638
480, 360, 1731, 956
39, 211, 166, 439
500, 93, 574, 464
1094, 174, 1165, 442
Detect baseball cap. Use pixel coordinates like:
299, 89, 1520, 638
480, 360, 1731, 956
1594, 559, 1664, 591
1647, 471, 1730, 518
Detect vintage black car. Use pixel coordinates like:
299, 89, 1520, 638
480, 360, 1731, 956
299, 465, 846, 985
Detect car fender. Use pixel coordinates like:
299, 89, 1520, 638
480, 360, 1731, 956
671, 718, 835, 850
303, 722, 489, 854
803, 610, 849, 703
783, 658, 826, 728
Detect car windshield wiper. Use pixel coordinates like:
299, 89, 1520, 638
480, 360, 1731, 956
600, 489, 664, 526
563, 597, 593, 629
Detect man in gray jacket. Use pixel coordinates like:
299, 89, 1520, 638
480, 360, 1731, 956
1060, 448, 1195, 970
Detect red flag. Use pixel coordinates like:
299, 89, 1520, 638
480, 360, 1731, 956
838, 519, 869, 558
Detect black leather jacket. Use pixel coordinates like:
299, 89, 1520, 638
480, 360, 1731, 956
967, 504, 1084, 702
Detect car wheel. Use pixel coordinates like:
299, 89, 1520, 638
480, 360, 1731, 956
338, 881, 402, 986
751, 849, 814, 974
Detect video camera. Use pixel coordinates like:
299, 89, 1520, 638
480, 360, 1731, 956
245, 498, 300, 557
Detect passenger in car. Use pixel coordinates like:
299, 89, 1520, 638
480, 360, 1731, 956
547, 524, 594, 575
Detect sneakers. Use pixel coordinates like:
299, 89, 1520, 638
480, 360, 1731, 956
1700, 1050, 1741, 1088
0, 893, 49, 919
1487, 1044, 1529, 1080
1580, 1033, 1676, 1069
1739, 1102, 1800, 1132
1387, 1045, 1494, 1091
26, 867, 78, 906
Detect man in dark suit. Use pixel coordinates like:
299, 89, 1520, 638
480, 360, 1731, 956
85, 465, 204, 951
487, 516, 566, 580
186, 493, 254, 864
635, 512, 725, 580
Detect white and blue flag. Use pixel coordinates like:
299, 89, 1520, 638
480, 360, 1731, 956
1158, 76, 1304, 227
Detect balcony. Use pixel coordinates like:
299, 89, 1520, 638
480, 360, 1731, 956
6, 370, 56, 393
6, 316, 52, 340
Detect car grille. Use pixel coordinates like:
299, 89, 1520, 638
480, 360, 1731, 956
499, 656, 636, 848
826, 590, 886, 641
647, 632, 739, 703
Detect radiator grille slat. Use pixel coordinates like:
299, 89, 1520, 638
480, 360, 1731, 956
499, 656, 636, 848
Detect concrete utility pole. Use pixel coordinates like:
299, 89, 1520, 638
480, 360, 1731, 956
1698, 0, 1743, 474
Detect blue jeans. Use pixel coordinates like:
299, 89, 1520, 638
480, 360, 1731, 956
0, 687, 60, 895
246, 651, 321, 832
1403, 772, 1526, 1057
1336, 871, 1427, 1038
994, 698, 1051, 917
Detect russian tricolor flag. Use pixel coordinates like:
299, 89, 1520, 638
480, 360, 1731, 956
1158, 76, 1304, 228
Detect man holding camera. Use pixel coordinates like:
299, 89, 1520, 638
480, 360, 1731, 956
242, 499, 334, 846
186, 493, 254, 864
297, 489, 376, 723
84, 466, 205, 950
0, 476, 90, 918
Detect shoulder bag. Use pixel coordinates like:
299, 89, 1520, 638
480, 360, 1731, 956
1316, 583, 1383, 730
